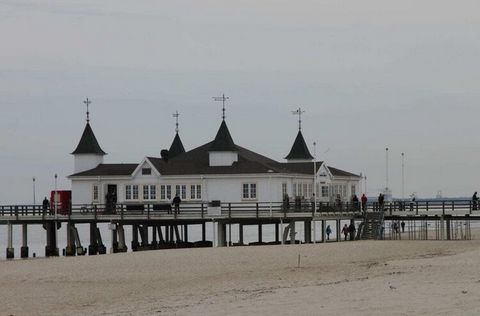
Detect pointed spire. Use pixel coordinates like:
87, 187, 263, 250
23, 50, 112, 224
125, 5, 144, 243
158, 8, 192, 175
71, 122, 106, 155
285, 130, 313, 160
169, 133, 186, 158
209, 120, 236, 152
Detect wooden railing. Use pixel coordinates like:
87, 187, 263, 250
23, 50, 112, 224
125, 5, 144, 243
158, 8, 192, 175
0, 199, 477, 220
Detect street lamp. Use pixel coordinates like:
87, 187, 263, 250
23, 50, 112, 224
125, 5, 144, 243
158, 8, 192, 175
313, 142, 317, 244
54, 173, 58, 256
32, 177, 36, 206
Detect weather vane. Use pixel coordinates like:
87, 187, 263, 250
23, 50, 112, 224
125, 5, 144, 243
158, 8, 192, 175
83, 97, 92, 122
173, 111, 180, 133
292, 107, 305, 131
213, 94, 230, 120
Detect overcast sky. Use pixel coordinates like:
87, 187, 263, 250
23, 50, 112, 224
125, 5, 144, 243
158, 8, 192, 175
1, 0, 480, 203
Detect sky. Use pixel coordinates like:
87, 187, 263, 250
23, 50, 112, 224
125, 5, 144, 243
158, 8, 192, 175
1, 0, 480, 203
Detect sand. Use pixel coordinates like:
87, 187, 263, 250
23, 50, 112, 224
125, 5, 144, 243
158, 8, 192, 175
1, 240, 480, 315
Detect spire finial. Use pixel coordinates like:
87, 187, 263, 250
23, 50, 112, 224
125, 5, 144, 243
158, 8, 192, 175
292, 107, 305, 131
173, 110, 180, 134
213, 93, 230, 120
83, 97, 92, 123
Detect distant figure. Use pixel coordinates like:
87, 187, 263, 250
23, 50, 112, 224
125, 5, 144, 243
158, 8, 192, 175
378, 193, 385, 211
326, 225, 332, 240
42, 197, 50, 212
410, 195, 416, 212
401, 221, 405, 233
351, 194, 359, 211
172, 195, 181, 215
342, 224, 349, 241
283, 194, 290, 210
361, 194, 367, 212
349, 223, 356, 241
105, 191, 112, 213
472, 192, 478, 211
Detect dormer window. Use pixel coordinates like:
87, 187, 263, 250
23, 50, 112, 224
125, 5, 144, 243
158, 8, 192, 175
142, 168, 152, 175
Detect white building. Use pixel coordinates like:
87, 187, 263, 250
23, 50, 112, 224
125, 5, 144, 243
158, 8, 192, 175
68, 111, 361, 206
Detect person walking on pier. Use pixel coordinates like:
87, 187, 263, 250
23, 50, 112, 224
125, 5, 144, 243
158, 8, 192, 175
472, 192, 478, 211
42, 197, 50, 213
351, 194, 359, 211
401, 221, 405, 233
342, 224, 349, 241
361, 194, 367, 212
326, 225, 332, 240
172, 195, 181, 215
378, 193, 384, 211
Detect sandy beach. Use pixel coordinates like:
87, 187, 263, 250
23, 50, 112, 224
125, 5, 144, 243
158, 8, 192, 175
1, 240, 480, 315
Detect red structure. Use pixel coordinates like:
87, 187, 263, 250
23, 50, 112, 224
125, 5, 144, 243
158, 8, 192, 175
50, 190, 72, 215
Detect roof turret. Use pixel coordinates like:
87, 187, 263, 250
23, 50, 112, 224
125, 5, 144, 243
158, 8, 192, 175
285, 130, 313, 160
71, 122, 106, 155
209, 120, 236, 152
169, 133, 186, 158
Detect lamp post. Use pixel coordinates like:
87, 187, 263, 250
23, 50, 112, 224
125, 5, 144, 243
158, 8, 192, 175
401, 152, 405, 200
54, 173, 58, 256
313, 142, 317, 244
32, 177, 36, 206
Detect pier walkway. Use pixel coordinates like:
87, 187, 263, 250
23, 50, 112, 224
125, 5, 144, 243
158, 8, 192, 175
0, 199, 478, 259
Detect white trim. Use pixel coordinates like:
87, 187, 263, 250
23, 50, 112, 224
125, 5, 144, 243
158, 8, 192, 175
131, 157, 161, 177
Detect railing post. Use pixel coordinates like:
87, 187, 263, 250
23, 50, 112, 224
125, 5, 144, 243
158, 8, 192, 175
15, 206, 19, 220
94, 205, 98, 220
426, 201, 429, 212
121, 204, 124, 220
442, 201, 445, 215
256, 203, 259, 218
201, 203, 204, 219
147, 204, 151, 220
415, 201, 419, 215
228, 203, 231, 219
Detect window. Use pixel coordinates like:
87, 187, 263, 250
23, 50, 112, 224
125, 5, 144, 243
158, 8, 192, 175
143, 185, 157, 200
342, 185, 347, 198
303, 184, 308, 197
307, 184, 313, 198
181, 185, 186, 200
125, 185, 139, 200
321, 186, 329, 197
160, 185, 172, 200
190, 184, 202, 200
351, 185, 356, 196
93, 185, 99, 202
142, 168, 152, 175
242, 183, 257, 199
175, 185, 181, 197
282, 183, 287, 197
293, 183, 297, 196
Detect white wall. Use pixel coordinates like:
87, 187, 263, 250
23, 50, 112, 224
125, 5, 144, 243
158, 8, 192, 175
74, 154, 103, 174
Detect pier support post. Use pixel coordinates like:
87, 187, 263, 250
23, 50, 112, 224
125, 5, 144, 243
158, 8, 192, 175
157, 225, 164, 244
239, 224, 244, 245
110, 223, 118, 253
117, 224, 127, 252
275, 223, 279, 243
45, 221, 59, 257
258, 224, 263, 244
202, 222, 206, 242
88, 223, 98, 255
336, 220, 341, 242
290, 221, 296, 244
96, 227, 106, 254
66, 222, 76, 256
6, 222, 14, 259
21, 223, 28, 258
280, 219, 284, 245
321, 220, 326, 243
304, 220, 312, 243
446, 216, 451, 240
217, 223, 226, 247
151, 225, 158, 248
184, 224, 189, 243
131, 224, 139, 251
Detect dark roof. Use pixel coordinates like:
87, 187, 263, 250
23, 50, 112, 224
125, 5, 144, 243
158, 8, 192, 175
327, 166, 360, 177
69, 164, 137, 177
168, 133, 186, 158
71, 123, 106, 155
209, 120, 236, 152
285, 131, 313, 160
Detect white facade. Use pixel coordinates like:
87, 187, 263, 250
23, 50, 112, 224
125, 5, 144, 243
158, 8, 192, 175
74, 154, 104, 174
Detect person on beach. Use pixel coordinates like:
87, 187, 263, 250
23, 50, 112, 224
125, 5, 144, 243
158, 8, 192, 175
342, 224, 349, 241
172, 195, 181, 215
361, 194, 367, 212
472, 192, 478, 211
42, 197, 50, 212
349, 223, 356, 240
401, 221, 405, 233
326, 225, 332, 240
